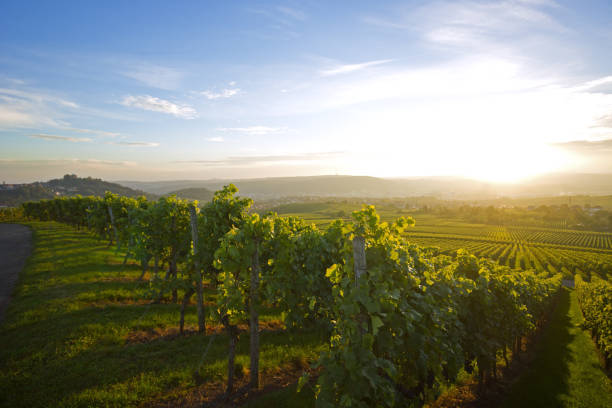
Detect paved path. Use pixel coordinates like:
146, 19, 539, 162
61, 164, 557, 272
0, 224, 32, 322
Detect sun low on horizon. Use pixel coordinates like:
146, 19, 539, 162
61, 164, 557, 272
1, 0, 612, 184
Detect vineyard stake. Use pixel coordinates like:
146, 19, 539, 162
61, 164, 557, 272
189, 205, 206, 334
107, 205, 119, 250
353, 235, 367, 284
249, 237, 261, 389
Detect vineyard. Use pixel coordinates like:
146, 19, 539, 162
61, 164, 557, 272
575, 274, 612, 369
282, 208, 612, 282
1, 189, 610, 407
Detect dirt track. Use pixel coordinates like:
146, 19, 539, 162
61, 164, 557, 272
0, 224, 32, 323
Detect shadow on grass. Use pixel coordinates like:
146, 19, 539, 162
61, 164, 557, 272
0, 222, 326, 407
1, 301, 325, 408
501, 288, 573, 407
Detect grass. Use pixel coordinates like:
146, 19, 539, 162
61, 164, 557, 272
0, 222, 326, 407
501, 287, 612, 408
2, 219, 611, 407
242, 383, 315, 408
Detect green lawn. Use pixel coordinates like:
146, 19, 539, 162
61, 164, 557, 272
501, 287, 612, 408
0, 222, 325, 407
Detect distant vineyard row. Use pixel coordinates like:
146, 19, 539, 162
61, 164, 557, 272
406, 224, 612, 250
407, 235, 612, 281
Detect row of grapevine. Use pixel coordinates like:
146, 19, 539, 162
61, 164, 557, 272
20, 189, 345, 396
485, 226, 612, 249
575, 275, 612, 370
312, 207, 562, 407
20, 192, 562, 406
0, 207, 23, 222
407, 233, 612, 281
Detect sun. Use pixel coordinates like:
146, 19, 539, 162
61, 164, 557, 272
462, 144, 571, 184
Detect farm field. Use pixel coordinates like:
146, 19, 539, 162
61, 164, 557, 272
276, 204, 612, 281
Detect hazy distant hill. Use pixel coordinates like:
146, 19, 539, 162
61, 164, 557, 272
117, 173, 612, 200
167, 187, 214, 203
117, 175, 493, 198
0, 174, 151, 206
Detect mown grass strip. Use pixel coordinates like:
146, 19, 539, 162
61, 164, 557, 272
0, 222, 325, 407
501, 287, 612, 408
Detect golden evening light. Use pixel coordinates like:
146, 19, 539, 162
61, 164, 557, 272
2, 3, 612, 407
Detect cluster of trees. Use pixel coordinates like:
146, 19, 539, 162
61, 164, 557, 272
20, 188, 562, 406
0, 174, 150, 206
432, 204, 612, 231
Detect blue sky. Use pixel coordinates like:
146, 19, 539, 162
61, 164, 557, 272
1, 0, 612, 182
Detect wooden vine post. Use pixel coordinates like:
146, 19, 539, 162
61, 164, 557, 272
249, 237, 261, 389
86, 206, 91, 230
353, 235, 367, 337
353, 235, 367, 284
123, 211, 134, 265
107, 205, 119, 249
189, 205, 206, 334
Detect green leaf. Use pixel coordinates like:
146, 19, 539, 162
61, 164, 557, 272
297, 372, 310, 392
371, 315, 384, 336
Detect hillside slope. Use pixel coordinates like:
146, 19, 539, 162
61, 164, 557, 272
0, 174, 151, 206
117, 173, 612, 200
167, 187, 214, 203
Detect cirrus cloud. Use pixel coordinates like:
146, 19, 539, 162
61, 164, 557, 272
201, 88, 241, 100
29, 134, 92, 143
120, 95, 197, 119
108, 141, 160, 147
205, 137, 224, 142
216, 126, 284, 135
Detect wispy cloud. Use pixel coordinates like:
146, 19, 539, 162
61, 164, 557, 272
29, 134, 92, 143
276, 6, 307, 21
320, 59, 394, 76
108, 141, 160, 147
120, 95, 197, 119
592, 113, 612, 128
176, 151, 343, 166
364, 0, 565, 50
64, 127, 121, 137
248, 5, 307, 25
0, 158, 136, 166
245, 4, 306, 39
552, 138, 612, 153
201, 88, 240, 100
0, 87, 77, 129
206, 137, 224, 142
577, 76, 612, 94
216, 126, 284, 135
551, 138, 612, 172
121, 63, 183, 90
0, 88, 79, 109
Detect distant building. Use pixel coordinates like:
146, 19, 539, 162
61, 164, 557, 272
587, 206, 602, 215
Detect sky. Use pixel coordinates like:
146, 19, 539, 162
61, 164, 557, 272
1, 0, 612, 183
